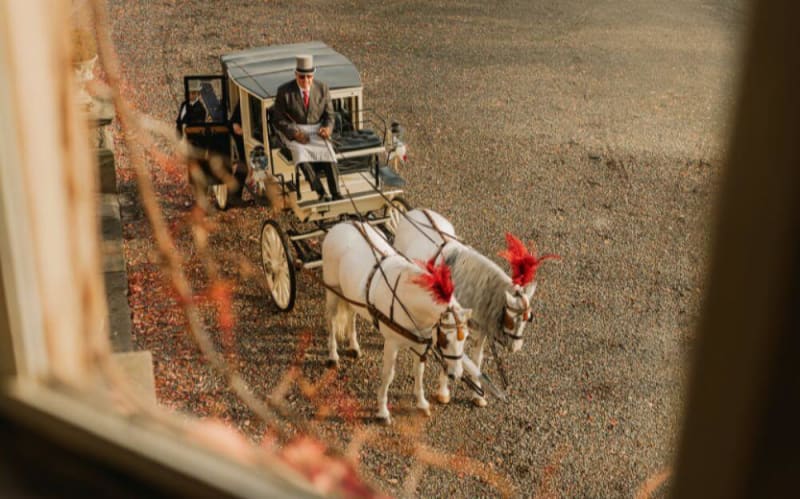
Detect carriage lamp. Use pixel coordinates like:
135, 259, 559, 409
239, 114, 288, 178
391, 121, 403, 139
249, 147, 269, 187
249, 147, 268, 171
389, 141, 408, 164
388, 121, 408, 165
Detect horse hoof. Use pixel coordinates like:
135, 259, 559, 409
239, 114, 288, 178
347, 349, 361, 359
326, 359, 339, 369
377, 415, 392, 425
435, 393, 451, 405
418, 406, 431, 417
472, 397, 488, 408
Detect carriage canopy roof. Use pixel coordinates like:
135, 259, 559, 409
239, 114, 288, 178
221, 41, 362, 100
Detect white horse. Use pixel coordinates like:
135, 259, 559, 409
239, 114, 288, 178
393, 209, 559, 406
322, 221, 471, 422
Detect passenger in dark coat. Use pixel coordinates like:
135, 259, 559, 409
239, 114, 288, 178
175, 81, 207, 136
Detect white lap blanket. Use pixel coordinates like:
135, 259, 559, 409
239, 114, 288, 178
286, 124, 337, 164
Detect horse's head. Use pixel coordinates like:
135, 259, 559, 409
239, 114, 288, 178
412, 258, 470, 377
499, 233, 560, 352
503, 284, 535, 352
436, 304, 472, 379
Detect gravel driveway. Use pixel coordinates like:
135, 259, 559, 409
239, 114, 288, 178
110, 0, 747, 496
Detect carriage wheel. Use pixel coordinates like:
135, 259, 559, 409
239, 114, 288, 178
211, 183, 228, 211
260, 220, 296, 312
381, 196, 411, 243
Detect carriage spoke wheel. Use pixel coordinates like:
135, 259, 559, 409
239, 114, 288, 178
260, 220, 296, 311
381, 196, 411, 243
211, 183, 228, 211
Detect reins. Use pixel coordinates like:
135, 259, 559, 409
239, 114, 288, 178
489, 336, 510, 390
356, 171, 442, 248
418, 208, 465, 262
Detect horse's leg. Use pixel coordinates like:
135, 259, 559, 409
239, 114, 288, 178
414, 357, 431, 416
325, 290, 340, 367
435, 369, 451, 404
376, 340, 399, 422
470, 334, 488, 407
346, 309, 360, 358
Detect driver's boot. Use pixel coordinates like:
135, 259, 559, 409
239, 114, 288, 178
324, 163, 343, 200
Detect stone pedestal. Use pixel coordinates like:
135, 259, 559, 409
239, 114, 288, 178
111, 351, 157, 406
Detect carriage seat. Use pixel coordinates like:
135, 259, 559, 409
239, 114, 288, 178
332, 129, 382, 152
330, 129, 382, 174
184, 124, 231, 157
269, 124, 381, 164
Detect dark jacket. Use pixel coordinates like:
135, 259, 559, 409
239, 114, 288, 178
272, 79, 334, 140
175, 100, 207, 135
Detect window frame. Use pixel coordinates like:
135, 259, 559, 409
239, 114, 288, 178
0, 2, 320, 496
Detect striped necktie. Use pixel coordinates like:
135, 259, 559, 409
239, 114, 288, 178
303, 90, 309, 109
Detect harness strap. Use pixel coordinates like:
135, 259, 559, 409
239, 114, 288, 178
420, 209, 450, 262
352, 221, 389, 258
317, 273, 433, 361
409, 342, 432, 363
322, 221, 434, 361
503, 309, 514, 330
389, 273, 402, 322
420, 209, 461, 242
419, 208, 467, 264
366, 258, 386, 330
320, 276, 367, 308
353, 221, 424, 334
366, 302, 430, 346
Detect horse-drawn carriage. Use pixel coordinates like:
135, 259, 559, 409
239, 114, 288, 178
176, 42, 557, 417
179, 42, 410, 312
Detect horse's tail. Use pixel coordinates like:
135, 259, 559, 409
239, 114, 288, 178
335, 299, 351, 343
326, 289, 350, 343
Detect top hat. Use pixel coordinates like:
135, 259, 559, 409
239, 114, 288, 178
188, 80, 202, 92
295, 54, 315, 74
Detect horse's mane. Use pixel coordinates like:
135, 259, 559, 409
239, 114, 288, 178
443, 243, 511, 341
411, 257, 454, 305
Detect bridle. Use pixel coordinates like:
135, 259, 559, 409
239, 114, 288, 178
411, 307, 466, 362
434, 308, 466, 360
501, 289, 533, 341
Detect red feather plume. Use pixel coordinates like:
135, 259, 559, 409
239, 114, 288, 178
411, 257, 455, 305
499, 233, 561, 286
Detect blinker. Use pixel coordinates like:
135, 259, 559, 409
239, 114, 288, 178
504, 311, 515, 331
437, 327, 449, 349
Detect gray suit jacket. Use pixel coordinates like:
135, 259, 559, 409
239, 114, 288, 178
272, 79, 334, 141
